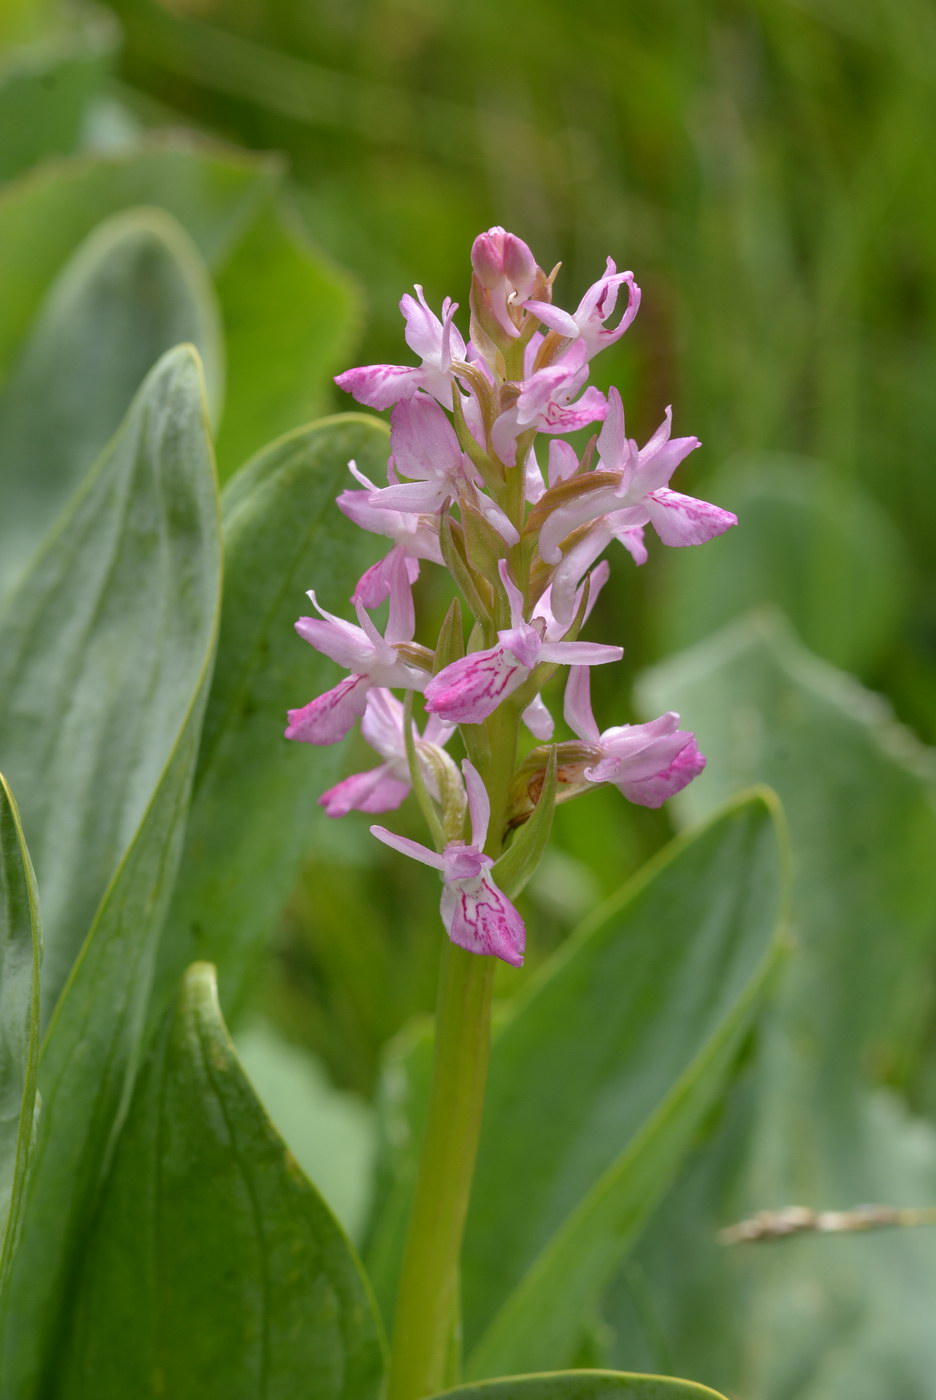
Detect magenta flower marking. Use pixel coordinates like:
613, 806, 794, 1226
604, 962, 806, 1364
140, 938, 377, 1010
424, 561, 621, 725
563, 668, 706, 808
319, 688, 452, 818
525, 257, 641, 360
285, 555, 426, 746
335, 286, 466, 410
371, 760, 525, 966
538, 386, 736, 563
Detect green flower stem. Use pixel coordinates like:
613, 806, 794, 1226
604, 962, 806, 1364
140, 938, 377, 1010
387, 706, 517, 1400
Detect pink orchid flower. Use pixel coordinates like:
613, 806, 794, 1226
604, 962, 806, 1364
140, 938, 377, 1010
364, 395, 519, 545
563, 667, 706, 808
424, 560, 621, 725
335, 286, 466, 410
491, 340, 607, 464
319, 688, 453, 817
524, 258, 641, 361
548, 513, 647, 631
371, 760, 525, 966
285, 556, 426, 746
538, 387, 736, 563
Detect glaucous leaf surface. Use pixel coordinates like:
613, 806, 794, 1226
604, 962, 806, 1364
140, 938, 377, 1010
56, 963, 385, 1400
0, 776, 40, 1279
0, 205, 222, 597
0, 143, 360, 478
0, 346, 219, 1023
212, 200, 359, 477
366, 795, 786, 1375
0, 140, 278, 381
0, 347, 222, 1397
432, 1372, 728, 1399
654, 458, 909, 675
154, 414, 387, 1018
0, 6, 118, 180
621, 612, 936, 1399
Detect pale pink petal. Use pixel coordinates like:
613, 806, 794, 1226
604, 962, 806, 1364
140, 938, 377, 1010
538, 385, 608, 434
522, 694, 555, 740
644, 489, 737, 547
441, 871, 525, 967
353, 550, 420, 607
476, 494, 520, 545
360, 687, 405, 759
548, 439, 579, 487
631, 430, 701, 497
497, 559, 526, 629
367, 480, 450, 514
596, 386, 629, 474
370, 825, 445, 870
617, 737, 706, 808
285, 674, 370, 745
401, 286, 444, 362
537, 487, 626, 565
563, 667, 600, 743
524, 447, 546, 503
390, 395, 463, 481
462, 759, 491, 851
424, 647, 529, 723
335, 364, 423, 409
521, 299, 579, 337
537, 639, 623, 666
295, 613, 373, 670
385, 553, 417, 644
319, 765, 410, 817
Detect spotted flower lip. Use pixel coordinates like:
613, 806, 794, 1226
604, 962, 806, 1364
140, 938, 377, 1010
371, 760, 525, 966
538, 386, 736, 563
424, 561, 622, 726
491, 341, 607, 465
334, 285, 466, 410
563, 667, 706, 808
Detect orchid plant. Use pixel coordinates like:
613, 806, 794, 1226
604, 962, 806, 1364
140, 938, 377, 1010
286, 228, 736, 1400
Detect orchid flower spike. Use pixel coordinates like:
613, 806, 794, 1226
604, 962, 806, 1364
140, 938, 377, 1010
563, 667, 706, 807
371, 760, 525, 966
538, 387, 736, 563
285, 554, 427, 746
424, 561, 622, 725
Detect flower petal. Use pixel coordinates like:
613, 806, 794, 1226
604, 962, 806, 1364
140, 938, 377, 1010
285, 673, 370, 745
370, 825, 445, 869
644, 489, 737, 547
424, 646, 529, 723
617, 737, 707, 807
334, 364, 423, 410
319, 765, 410, 817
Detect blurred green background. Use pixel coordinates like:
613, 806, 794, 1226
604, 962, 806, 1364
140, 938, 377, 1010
2, 2, 936, 1390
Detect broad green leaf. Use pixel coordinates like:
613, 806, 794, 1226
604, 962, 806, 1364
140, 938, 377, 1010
0, 776, 40, 1279
0, 140, 278, 383
0, 7, 118, 181
0, 349, 221, 1396
463, 792, 786, 1379
235, 1017, 375, 1242
0, 347, 219, 1023
654, 458, 909, 675
213, 199, 360, 477
0, 144, 362, 477
56, 963, 385, 1400
620, 612, 936, 1398
0, 205, 222, 597
432, 1371, 728, 1399
155, 414, 387, 1018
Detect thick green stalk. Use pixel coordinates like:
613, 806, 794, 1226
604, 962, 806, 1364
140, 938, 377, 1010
386, 941, 495, 1400
387, 706, 517, 1400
